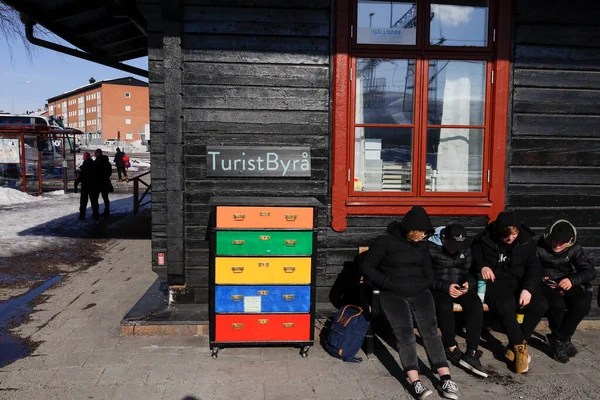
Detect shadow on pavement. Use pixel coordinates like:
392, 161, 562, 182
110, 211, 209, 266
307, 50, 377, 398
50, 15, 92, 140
17, 197, 151, 240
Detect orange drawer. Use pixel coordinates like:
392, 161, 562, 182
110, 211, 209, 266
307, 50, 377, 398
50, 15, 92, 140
216, 206, 313, 229
215, 314, 311, 343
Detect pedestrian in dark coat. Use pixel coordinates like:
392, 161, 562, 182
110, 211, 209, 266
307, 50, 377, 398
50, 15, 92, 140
428, 224, 487, 378
93, 148, 112, 218
537, 219, 596, 363
74, 151, 99, 219
472, 211, 548, 374
113, 147, 128, 182
360, 206, 460, 400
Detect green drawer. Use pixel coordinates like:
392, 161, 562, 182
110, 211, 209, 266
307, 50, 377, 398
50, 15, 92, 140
216, 231, 313, 256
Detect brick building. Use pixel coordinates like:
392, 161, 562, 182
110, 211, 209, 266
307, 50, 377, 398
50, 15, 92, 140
47, 77, 149, 146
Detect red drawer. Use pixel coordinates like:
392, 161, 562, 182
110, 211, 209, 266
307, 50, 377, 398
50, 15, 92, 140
215, 314, 311, 343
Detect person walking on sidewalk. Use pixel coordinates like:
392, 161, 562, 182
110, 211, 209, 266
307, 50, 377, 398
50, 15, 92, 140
74, 151, 99, 219
93, 148, 113, 218
113, 147, 129, 183
472, 211, 548, 374
361, 206, 460, 400
537, 219, 596, 363
428, 223, 487, 378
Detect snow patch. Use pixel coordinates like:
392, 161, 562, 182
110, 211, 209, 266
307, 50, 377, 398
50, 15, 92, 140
0, 188, 43, 206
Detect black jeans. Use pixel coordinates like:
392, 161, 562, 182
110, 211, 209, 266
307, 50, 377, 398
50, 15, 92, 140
433, 289, 483, 351
380, 290, 448, 373
117, 166, 127, 180
541, 284, 591, 341
92, 190, 110, 215
484, 279, 548, 346
78, 187, 99, 217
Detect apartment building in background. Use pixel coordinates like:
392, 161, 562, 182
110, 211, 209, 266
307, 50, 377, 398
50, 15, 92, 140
47, 77, 149, 146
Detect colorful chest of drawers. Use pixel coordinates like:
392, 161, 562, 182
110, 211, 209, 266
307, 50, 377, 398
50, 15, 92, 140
209, 197, 319, 359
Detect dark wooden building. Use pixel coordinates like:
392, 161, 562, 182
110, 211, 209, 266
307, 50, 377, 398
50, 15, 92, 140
9, 0, 600, 313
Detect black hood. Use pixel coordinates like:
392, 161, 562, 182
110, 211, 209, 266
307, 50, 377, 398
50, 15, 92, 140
484, 211, 535, 243
387, 206, 434, 239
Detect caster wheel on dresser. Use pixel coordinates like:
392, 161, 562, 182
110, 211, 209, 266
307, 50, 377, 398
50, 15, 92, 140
300, 346, 310, 358
211, 348, 219, 359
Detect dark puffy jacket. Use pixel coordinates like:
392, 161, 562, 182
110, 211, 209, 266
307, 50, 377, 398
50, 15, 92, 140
428, 226, 475, 293
113, 151, 125, 168
360, 206, 435, 298
75, 158, 95, 190
472, 211, 541, 294
537, 220, 596, 287
94, 155, 112, 191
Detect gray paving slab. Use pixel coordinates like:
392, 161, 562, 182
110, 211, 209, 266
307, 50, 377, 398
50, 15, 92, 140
2, 237, 600, 400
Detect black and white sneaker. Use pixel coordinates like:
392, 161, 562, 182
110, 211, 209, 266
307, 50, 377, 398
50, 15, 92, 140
459, 349, 488, 378
446, 347, 464, 365
438, 378, 459, 400
412, 380, 433, 400
565, 340, 578, 357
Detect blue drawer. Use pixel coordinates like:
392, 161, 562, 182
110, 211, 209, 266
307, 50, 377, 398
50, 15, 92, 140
215, 285, 310, 313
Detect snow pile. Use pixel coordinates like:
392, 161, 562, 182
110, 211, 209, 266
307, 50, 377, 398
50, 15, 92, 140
0, 187, 43, 206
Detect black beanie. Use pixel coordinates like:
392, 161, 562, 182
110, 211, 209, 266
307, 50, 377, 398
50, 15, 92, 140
400, 206, 434, 235
546, 221, 575, 244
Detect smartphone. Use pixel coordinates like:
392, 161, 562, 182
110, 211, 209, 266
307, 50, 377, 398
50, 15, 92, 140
546, 279, 557, 286
459, 286, 468, 291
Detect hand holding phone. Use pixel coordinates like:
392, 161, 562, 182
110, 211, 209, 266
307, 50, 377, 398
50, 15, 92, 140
546, 279, 557, 286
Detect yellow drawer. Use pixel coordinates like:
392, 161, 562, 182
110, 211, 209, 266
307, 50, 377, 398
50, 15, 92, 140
215, 257, 311, 284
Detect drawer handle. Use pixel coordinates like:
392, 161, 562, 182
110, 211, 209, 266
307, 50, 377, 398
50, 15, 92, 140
232, 266, 244, 273
284, 240, 297, 247
258, 262, 269, 267
283, 266, 296, 273
283, 294, 295, 301
232, 323, 244, 330
259, 235, 271, 241
282, 323, 295, 328
259, 211, 271, 217
258, 319, 269, 325
233, 240, 245, 245
231, 295, 243, 301
233, 214, 246, 221
258, 290, 269, 296
285, 214, 298, 221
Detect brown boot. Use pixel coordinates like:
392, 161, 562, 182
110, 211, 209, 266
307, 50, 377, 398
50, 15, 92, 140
514, 342, 531, 374
505, 345, 515, 362
125, 176, 129, 183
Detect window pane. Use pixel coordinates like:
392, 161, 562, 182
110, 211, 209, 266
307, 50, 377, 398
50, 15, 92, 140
430, 1, 488, 47
426, 128, 483, 192
357, 1, 417, 45
356, 59, 415, 124
354, 127, 413, 192
428, 60, 486, 126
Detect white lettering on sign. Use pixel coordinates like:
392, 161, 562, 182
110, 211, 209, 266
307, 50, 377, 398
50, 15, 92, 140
207, 147, 311, 177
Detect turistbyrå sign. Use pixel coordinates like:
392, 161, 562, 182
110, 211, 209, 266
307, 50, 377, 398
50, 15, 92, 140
206, 146, 311, 177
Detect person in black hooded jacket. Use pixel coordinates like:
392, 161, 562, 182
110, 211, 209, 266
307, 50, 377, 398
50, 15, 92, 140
472, 211, 548, 374
428, 223, 487, 378
361, 206, 460, 400
537, 219, 595, 363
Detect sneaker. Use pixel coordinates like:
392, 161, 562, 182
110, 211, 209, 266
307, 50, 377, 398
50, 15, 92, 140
514, 342, 530, 374
446, 347, 464, 365
78, 214, 85, 220
553, 341, 570, 364
459, 349, 488, 378
565, 340, 578, 358
438, 378, 459, 400
412, 380, 433, 400
547, 334, 570, 363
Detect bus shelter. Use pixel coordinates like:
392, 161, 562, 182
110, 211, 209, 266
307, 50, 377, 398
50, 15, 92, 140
0, 125, 83, 194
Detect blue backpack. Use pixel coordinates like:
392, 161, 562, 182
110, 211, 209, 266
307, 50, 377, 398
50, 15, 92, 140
323, 304, 370, 362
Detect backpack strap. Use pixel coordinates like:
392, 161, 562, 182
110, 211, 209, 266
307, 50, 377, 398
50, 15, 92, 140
337, 305, 364, 327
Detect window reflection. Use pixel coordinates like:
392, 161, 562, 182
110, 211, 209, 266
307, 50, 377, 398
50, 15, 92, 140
426, 128, 483, 192
356, 59, 415, 124
430, 1, 489, 47
428, 60, 486, 126
354, 128, 413, 192
357, 1, 417, 45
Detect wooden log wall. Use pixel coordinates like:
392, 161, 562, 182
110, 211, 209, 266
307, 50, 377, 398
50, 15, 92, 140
508, 0, 600, 309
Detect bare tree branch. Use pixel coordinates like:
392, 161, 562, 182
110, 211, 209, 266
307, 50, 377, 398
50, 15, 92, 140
0, 2, 50, 61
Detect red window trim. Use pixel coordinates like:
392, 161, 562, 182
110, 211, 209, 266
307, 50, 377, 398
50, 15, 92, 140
332, 0, 512, 232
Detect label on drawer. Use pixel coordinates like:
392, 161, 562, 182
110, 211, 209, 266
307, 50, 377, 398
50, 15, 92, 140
244, 296, 261, 313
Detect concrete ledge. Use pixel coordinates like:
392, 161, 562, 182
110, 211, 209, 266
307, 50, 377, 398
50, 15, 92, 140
122, 323, 209, 337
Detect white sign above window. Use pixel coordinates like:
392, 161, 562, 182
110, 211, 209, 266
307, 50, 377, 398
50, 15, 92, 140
357, 27, 416, 45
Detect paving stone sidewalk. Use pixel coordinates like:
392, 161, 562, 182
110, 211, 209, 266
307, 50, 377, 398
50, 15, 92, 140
1, 238, 600, 400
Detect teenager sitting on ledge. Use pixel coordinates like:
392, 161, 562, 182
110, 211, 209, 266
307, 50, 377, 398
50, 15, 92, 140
360, 206, 460, 400
429, 223, 487, 378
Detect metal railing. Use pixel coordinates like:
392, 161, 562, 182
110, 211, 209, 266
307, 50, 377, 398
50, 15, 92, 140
132, 170, 151, 214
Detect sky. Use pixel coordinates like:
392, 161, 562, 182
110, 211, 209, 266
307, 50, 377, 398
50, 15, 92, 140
0, 33, 147, 115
